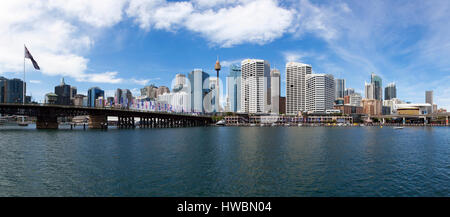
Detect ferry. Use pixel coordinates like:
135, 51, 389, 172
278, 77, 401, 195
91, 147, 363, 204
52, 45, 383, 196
17, 116, 29, 127
393, 126, 404, 129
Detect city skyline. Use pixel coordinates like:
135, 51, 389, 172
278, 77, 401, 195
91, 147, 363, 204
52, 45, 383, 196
0, 0, 449, 109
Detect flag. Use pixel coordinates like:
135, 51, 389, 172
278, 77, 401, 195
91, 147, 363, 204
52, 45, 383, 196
24, 46, 40, 70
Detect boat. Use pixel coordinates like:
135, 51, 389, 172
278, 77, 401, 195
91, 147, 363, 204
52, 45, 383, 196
17, 116, 29, 127
298, 123, 302, 127
271, 123, 277, 127
250, 124, 256, 127
215, 119, 226, 126
393, 126, 404, 129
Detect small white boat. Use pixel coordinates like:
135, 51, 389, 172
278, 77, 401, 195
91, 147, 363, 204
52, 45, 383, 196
393, 126, 404, 129
298, 123, 302, 127
17, 116, 29, 126
215, 119, 226, 126
271, 123, 277, 127
250, 124, 256, 127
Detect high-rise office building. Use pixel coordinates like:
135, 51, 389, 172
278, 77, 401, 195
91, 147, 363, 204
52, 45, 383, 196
87, 87, 104, 107
70, 86, 77, 99
286, 62, 312, 115
115, 88, 122, 106
188, 69, 210, 113
365, 82, 374, 99
305, 74, 335, 113
371, 73, 382, 100
122, 89, 133, 108
345, 88, 354, 96
426, 90, 433, 113
209, 77, 219, 112
173, 74, 187, 92
385, 82, 396, 100
0, 76, 6, 103
335, 78, 345, 99
349, 93, 362, 106
157, 86, 170, 97
226, 64, 241, 113
0, 77, 25, 103
140, 84, 158, 99
55, 78, 72, 105
240, 59, 271, 114
115, 88, 132, 108
425, 90, 433, 105
270, 69, 280, 114
73, 94, 86, 107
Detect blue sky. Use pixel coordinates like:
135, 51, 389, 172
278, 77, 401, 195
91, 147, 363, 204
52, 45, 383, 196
0, 0, 449, 109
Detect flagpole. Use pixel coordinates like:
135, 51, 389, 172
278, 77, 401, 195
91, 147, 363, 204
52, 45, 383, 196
23, 44, 25, 105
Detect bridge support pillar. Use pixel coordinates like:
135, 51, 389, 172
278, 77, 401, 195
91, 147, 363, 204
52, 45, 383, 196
89, 115, 107, 129
36, 115, 58, 129
402, 117, 406, 125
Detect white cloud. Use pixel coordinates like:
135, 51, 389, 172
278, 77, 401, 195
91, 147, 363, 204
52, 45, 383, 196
282, 51, 308, 63
221, 59, 243, 67
185, 0, 293, 47
47, 0, 127, 28
29, 80, 41, 84
78, 71, 124, 84
127, 0, 293, 47
130, 78, 150, 86
0, 0, 131, 85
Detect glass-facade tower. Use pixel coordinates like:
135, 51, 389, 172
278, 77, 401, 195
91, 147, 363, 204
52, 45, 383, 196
88, 87, 104, 107
226, 64, 241, 112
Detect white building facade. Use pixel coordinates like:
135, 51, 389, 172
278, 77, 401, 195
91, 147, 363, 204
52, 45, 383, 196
240, 59, 271, 114
286, 62, 312, 115
306, 74, 335, 113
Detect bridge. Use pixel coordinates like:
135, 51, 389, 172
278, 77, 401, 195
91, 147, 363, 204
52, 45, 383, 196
0, 103, 214, 129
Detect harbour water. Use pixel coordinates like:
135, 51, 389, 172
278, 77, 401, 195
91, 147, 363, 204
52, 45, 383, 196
0, 125, 449, 196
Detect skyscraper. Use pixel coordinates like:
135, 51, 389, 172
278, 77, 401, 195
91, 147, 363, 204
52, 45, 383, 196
365, 82, 374, 99
156, 86, 170, 97
345, 88, 354, 96
173, 74, 187, 92
0, 77, 25, 103
335, 78, 345, 99
270, 69, 280, 114
306, 74, 335, 113
240, 59, 271, 114
209, 77, 219, 112
88, 87, 104, 107
384, 82, 396, 100
226, 64, 241, 112
115, 88, 122, 106
55, 78, 71, 105
426, 90, 433, 113
371, 73, 382, 100
286, 62, 312, 115
140, 84, 158, 99
188, 69, 209, 113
